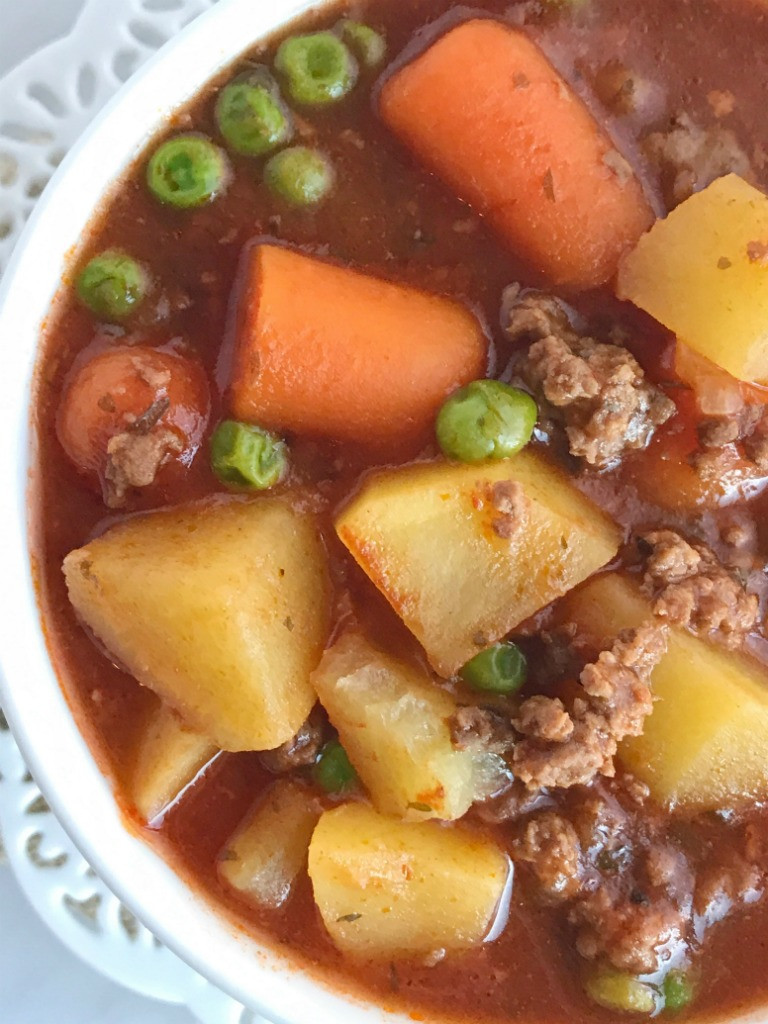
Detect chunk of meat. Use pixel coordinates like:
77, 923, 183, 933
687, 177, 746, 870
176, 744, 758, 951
745, 428, 768, 472
449, 706, 516, 756
644, 112, 753, 207
695, 854, 764, 925
513, 626, 667, 791
698, 405, 764, 448
514, 812, 583, 900
640, 529, 704, 585
504, 286, 578, 345
518, 328, 675, 467
513, 710, 616, 790
639, 530, 759, 649
571, 888, 687, 974
515, 696, 574, 743
518, 791, 695, 975
258, 714, 325, 773
104, 428, 183, 509
57, 344, 210, 507
489, 480, 530, 540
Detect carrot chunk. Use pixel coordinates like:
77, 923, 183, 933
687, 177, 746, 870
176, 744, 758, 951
228, 244, 487, 448
379, 19, 654, 291
57, 344, 210, 499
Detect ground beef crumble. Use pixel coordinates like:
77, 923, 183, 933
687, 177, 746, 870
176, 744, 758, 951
489, 480, 529, 540
644, 112, 753, 207
513, 625, 667, 791
104, 427, 182, 508
507, 290, 675, 467
449, 706, 516, 756
639, 530, 758, 648
513, 789, 698, 975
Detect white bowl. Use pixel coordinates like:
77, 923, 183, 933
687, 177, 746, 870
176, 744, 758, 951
0, 1, 408, 1020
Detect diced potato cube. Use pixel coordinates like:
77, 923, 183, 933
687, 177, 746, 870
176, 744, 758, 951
63, 498, 330, 752
130, 702, 218, 822
336, 454, 620, 677
617, 174, 768, 384
561, 573, 768, 810
308, 803, 511, 959
219, 780, 321, 910
312, 632, 495, 821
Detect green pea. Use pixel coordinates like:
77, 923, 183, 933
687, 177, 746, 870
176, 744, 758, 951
585, 969, 657, 1015
338, 20, 387, 68
312, 740, 358, 794
274, 32, 358, 106
436, 381, 537, 463
460, 643, 527, 695
76, 251, 149, 321
147, 134, 230, 208
215, 70, 293, 156
264, 146, 335, 206
664, 971, 695, 1013
210, 420, 288, 490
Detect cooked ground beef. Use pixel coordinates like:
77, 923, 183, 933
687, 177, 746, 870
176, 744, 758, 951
698, 406, 764, 448
571, 888, 687, 974
104, 427, 182, 508
258, 715, 325, 773
514, 812, 583, 899
694, 827, 766, 927
695, 853, 764, 924
513, 625, 667, 791
639, 530, 758, 648
644, 112, 753, 206
514, 790, 696, 975
515, 696, 574, 743
509, 293, 676, 466
489, 480, 529, 540
502, 284, 577, 344
745, 427, 768, 472
449, 706, 517, 755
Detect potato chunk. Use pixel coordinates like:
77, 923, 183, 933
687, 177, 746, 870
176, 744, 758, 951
219, 780, 321, 910
617, 174, 768, 383
308, 803, 511, 959
130, 702, 218, 822
312, 632, 500, 821
336, 455, 620, 676
64, 498, 330, 751
562, 573, 768, 810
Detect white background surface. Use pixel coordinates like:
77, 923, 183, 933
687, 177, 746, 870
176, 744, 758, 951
0, 3, 195, 1021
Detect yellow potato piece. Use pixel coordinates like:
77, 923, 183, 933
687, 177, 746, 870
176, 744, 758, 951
308, 803, 511, 959
312, 632, 500, 821
130, 702, 218, 822
219, 780, 321, 910
562, 573, 768, 811
336, 454, 620, 677
617, 174, 768, 383
64, 497, 330, 752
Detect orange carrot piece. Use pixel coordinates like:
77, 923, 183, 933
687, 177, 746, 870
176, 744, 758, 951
379, 19, 654, 291
229, 244, 487, 448
57, 345, 209, 478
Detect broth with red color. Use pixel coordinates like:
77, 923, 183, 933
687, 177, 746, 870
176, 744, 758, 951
33, 1, 768, 1022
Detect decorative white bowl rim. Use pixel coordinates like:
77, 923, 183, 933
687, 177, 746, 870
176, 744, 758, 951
0, 1, 406, 1021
